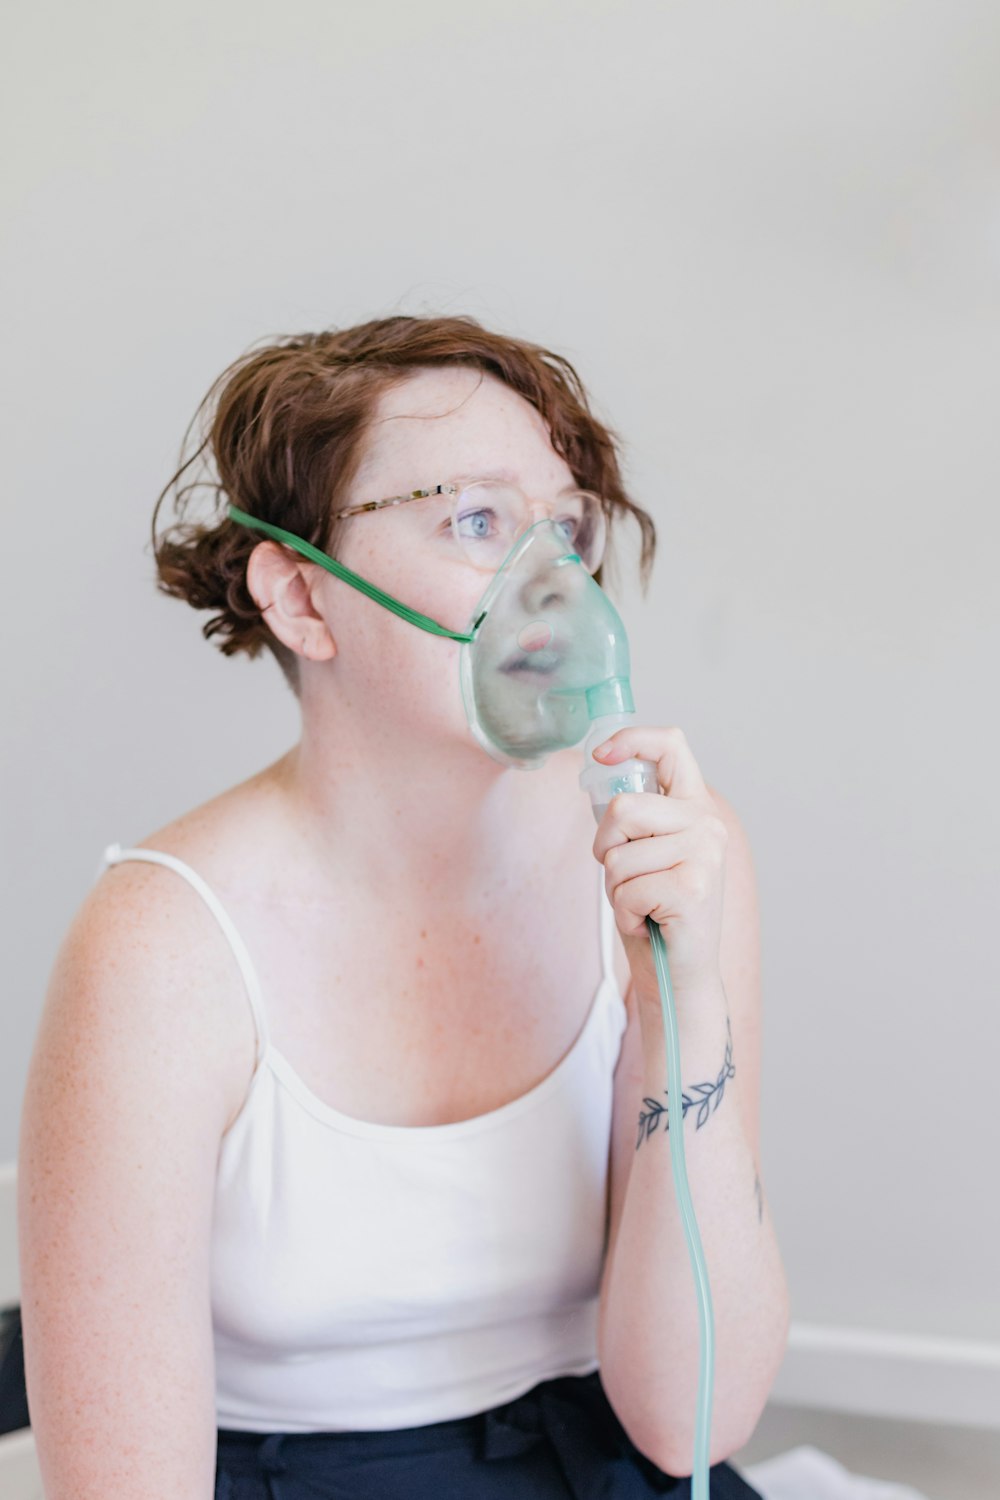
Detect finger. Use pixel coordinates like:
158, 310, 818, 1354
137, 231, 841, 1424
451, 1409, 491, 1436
592, 791, 701, 864
600, 828, 702, 890
591, 724, 708, 800
609, 867, 692, 938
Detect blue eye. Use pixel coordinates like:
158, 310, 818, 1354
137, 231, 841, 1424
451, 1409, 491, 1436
456, 508, 496, 539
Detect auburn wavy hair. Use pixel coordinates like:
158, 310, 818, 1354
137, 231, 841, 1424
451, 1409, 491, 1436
151, 314, 657, 697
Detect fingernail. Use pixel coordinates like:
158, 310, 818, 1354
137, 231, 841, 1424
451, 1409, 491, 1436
594, 741, 614, 759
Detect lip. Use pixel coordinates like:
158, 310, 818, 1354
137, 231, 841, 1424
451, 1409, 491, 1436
502, 654, 561, 676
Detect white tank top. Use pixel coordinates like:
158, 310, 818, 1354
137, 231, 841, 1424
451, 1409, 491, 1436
98, 841, 628, 1433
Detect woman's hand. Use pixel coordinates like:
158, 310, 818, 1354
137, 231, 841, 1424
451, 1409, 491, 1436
591, 724, 728, 998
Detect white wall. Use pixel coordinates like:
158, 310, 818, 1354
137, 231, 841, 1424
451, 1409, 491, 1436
3, 0, 998, 1407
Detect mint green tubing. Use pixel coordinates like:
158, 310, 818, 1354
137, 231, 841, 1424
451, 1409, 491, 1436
226, 505, 479, 642
647, 914, 715, 1498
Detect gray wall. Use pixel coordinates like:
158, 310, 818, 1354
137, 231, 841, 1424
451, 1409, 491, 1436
3, 0, 997, 1388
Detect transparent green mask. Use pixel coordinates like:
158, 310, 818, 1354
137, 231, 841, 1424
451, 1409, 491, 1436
227, 505, 637, 770
456, 517, 637, 768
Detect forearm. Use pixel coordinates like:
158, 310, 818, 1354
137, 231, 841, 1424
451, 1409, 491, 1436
597, 974, 790, 1473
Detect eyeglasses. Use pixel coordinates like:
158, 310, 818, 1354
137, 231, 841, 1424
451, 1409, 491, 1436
332, 479, 608, 575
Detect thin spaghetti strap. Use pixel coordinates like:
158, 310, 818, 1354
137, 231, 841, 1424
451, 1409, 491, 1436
97, 841, 270, 1065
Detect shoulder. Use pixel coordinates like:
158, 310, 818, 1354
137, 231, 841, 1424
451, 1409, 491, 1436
111, 759, 285, 883
82, 780, 282, 1134
19, 850, 238, 1481
23, 848, 257, 1225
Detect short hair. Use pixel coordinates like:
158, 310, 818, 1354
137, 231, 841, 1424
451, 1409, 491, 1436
151, 313, 657, 698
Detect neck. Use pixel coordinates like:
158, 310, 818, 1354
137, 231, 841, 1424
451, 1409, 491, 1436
267, 701, 577, 907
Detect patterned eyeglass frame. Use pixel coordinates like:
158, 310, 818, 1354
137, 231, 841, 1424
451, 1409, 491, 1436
331, 482, 461, 520
330, 480, 607, 572
226, 478, 605, 647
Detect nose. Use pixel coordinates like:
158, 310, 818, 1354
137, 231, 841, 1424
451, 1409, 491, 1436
516, 522, 587, 616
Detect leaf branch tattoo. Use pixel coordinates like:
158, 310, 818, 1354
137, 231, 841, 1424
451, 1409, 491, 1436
636, 1014, 735, 1150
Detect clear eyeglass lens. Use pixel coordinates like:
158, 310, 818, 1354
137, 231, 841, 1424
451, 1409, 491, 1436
451, 482, 607, 573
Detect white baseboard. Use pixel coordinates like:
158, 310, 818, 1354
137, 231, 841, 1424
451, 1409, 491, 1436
772, 1320, 1000, 1431
0, 1428, 44, 1500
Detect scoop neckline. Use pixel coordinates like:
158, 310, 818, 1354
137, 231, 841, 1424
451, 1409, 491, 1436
256, 969, 618, 1141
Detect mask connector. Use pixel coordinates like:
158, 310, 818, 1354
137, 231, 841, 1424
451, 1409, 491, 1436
579, 711, 660, 824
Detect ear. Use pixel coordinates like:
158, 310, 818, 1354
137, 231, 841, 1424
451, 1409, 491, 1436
246, 540, 337, 663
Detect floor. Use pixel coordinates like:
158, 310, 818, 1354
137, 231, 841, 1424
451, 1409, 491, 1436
728, 1402, 1000, 1500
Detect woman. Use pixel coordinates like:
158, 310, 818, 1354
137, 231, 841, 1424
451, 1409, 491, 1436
18, 315, 787, 1497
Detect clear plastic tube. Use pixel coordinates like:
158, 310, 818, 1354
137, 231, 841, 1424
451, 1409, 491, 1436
646, 914, 715, 1497
582, 717, 714, 1499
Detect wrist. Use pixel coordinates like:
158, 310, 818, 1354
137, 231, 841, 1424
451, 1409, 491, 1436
633, 965, 726, 1014
632, 970, 729, 1063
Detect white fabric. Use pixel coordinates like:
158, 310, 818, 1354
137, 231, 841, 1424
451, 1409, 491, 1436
737, 1444, 933, 1500
100, 842, 628, 1433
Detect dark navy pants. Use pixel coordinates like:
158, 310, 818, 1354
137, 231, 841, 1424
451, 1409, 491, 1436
215, 1370, 763, 1499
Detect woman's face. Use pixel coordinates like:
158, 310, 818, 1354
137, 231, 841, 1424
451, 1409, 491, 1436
310, 365, 582, 754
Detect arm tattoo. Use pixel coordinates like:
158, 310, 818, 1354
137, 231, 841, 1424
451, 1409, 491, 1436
636, 1014, 735, 1150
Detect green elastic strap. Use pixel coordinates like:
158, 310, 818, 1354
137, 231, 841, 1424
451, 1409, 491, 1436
227, 505, 480, 642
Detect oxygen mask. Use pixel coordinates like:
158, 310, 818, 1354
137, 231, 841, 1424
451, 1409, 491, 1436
459, 518, 638, 769
225, 503, 658, 805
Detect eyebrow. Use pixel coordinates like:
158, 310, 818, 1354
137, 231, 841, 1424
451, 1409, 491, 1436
448, 467, 580, 494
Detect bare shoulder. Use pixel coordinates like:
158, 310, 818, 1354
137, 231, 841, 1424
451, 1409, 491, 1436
16, 788, 270, 1494
74, 843, 261, 1138
118, 756, 287, 884
82, 770, 286, 1133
